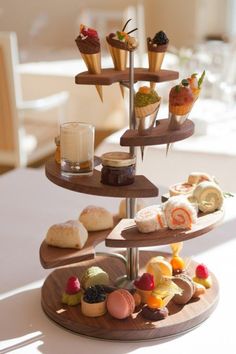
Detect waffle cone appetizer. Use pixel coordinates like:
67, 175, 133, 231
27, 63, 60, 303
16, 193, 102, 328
134, 86, 161, 159
168, 80, 194, 131
106, 19, 138, 97
187, 70, 205, 102
147, 31, 169, 89
75, 25, 103, 102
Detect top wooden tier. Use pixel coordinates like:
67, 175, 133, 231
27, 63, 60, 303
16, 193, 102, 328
75, 68, 179, 86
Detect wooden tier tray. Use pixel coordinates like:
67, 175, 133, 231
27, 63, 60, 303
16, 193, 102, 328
105, 209, 224, 248
40, 228, 112, 269
75, 68, 179, 86
45, 158, 158, 198
120, 119, 194, 147
41, 251, 219, 341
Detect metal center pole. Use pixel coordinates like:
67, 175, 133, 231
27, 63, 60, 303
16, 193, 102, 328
126, 50, 139, 281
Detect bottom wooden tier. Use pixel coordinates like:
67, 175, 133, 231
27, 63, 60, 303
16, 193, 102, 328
41, 251, 219, 341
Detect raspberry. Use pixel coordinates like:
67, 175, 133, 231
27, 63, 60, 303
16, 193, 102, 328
195, 264, 209, 279
81, 27, 98, 38
66, 276, 81, 295
134, 273, 154, 291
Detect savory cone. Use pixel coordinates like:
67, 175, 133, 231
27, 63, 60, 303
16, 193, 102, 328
147, 31, 169, 89
168, 80, 194, 130
107, 42, 127, 97
166, 79, 195, 155
75, 24, 103, 102
187, 70, 206, 102
106, 20, 138, 98
134, 86, 161, 160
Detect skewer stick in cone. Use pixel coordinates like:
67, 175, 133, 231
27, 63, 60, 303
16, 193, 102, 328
81, 52, 103, 102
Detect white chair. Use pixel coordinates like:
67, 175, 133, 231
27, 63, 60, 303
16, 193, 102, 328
0, 32, 69, 167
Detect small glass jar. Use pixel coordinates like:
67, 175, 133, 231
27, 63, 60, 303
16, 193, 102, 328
101, 152, 136, 186
54, 136, 61, 164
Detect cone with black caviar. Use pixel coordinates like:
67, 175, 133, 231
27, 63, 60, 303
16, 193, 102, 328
147, 30, 169, 89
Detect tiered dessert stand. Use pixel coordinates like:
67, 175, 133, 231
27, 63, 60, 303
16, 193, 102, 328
40, 51, 224, 341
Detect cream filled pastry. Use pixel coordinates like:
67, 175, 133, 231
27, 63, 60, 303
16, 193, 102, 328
164, 196, 197, 230
193, 181, 223, 213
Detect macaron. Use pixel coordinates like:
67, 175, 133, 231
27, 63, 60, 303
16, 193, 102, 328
107, 289, 135, 319
81, 266, 109, 289
172, 274, 195, 305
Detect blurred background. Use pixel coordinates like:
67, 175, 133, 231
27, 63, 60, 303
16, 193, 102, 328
0, 0, 236, 190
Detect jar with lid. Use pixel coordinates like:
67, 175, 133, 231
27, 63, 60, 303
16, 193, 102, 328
101, 152, 136, 186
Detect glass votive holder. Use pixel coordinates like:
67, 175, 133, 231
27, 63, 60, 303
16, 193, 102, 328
60, 122, 94, 176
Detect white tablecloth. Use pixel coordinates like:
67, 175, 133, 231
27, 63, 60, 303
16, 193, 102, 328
0, 168, 235, 354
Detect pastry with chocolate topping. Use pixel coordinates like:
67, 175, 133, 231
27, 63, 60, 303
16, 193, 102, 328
75, 24, 103, 101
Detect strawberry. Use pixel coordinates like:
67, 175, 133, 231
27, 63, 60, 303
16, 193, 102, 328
195, 264, 209, 279
134, 273, 154, 290
66, 276, 81, 294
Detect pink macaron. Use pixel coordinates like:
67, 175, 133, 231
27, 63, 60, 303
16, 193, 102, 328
107, 289, 135, 319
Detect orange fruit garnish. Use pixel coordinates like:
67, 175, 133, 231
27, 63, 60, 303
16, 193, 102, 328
139, 86, 151, 94
147, 295, 164, 309
170, 256, 185, 270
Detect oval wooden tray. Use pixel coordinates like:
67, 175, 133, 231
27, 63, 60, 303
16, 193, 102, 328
45, 158, 158, 198
75, 68, 179, 86
105, 209, 224, 248
120, 119, 194, 147
41, 251, 219, 341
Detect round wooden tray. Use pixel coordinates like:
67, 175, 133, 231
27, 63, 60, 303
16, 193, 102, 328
120, 119, 194, 147
41, 251, 219, 341
45, 158, 158, 198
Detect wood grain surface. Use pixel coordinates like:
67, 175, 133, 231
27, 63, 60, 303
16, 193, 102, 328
105, 209, 224, 248
41, 251, 219, 341
120, 119, 195, 147
45, 158, 159, 198
40, 216, 120, 269
75, 68, 179, 86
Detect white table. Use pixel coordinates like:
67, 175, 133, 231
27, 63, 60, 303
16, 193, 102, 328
0, 168, 235, 354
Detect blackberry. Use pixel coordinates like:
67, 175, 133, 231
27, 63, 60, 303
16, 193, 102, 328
153, 31, 169, 45
83, 285, 106, 303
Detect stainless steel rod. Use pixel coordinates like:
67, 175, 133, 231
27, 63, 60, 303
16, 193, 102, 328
126, 50, 139, 281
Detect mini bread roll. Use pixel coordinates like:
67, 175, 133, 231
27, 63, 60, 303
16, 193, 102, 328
79, 205, 113, 231
119, 199, 146, 219
45, 220, 88, 249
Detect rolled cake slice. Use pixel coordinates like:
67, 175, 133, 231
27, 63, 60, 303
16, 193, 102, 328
193, 181, 224, 213
187, 172, 213, 185
135, 205, 167, 233
169, 182, 195, 197
164, 196, 197, 230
